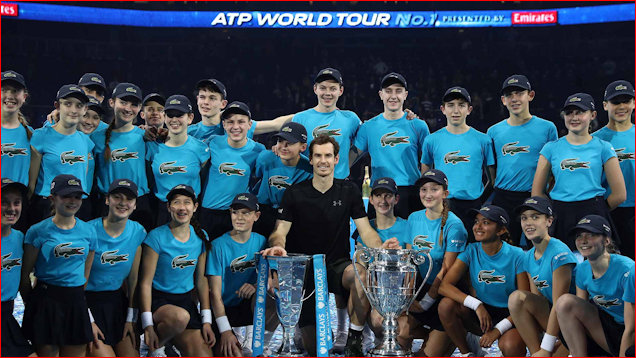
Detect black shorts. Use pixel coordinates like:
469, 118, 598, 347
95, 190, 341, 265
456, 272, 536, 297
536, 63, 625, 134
85, 289, 128, 347
1, 300, 34, 357
491, 188, 531, 247
298, 257, 351, 328
198, 207, 232, 241
212, 299, 254, 339
151, 289, 202, 330
559, 303, 624, 356
22, 282, 93, 346
409, 283, 444, 331
469, 303, 510, 331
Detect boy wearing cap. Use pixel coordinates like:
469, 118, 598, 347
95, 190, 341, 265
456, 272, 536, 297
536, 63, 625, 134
421, 87, 495, 241
200, 101, 265, 240
139, 92, 166, 130
592, 80, 635, 258
206, 193, 277, 356
532, 93, 625, 251
1, 70, 32, 188
1, 178, 34, 357
292, 67, 361, 179
254, 122, 313, 237
487, 75, 558, 246
353, 73, 430, 219
46, 72, 108, 126
28, 85, 95, 224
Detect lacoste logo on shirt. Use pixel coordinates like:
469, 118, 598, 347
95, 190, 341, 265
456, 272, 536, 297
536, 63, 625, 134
380, 131, 409, 147
100, 249, 129, 265
593, 295, 621, 309
1, 253, 21, 271
477, 269, 506, 284
413, 235, 434, 250
230, 254, 256, 273
615, 148, 635, 162
1, 143, 27, 157
111, 148, 139, 162
312, 124, 341, 138
171, 254, 196, 269
60, 150, 85, 165
219, 163, 245, 176
532, 275, 549, 289
502, 141, 530, 156
443, 150, 470, 165
54, 243, 85, 258
268, 175, 291, 189
560, 158, 590, 171
159, 161, 187, 175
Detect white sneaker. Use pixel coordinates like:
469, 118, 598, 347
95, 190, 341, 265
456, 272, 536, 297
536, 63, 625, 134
149, 346, 167, 357
465, 332, 486, 357
332, 330, 348, 353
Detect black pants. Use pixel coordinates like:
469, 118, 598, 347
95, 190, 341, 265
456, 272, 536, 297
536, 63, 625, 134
198, 206, 232, 241
491, 188, 531, 248
611, 206, 635, 259
449, 197, 483, 243
367, 185, 424, 220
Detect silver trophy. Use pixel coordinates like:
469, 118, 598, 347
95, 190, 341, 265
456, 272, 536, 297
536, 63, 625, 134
264, 254, 313, 357
354, 248, 432, 357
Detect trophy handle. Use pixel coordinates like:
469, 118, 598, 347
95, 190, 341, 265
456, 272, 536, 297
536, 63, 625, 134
352, 247, 375, 306
411, 250, 434, 306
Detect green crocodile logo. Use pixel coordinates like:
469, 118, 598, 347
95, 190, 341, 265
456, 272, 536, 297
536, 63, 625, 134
312, 124, 341, 138
268, 175, 291, 190
444, 150, 470, 165
60, 150, 85, 165
159, 161, 187, 175
171, 254, 196, 269
532, 275, 549, 289
413, 235, 434, 250
478, 269, 506, 284
230, 254, 256, 273
1, 143, 28, 157
219, 163, 245, 176
593, 295, 621, 309
1, 253, 21, 271
502, 141, 530, 156
615, 148, 635, 162
111, 148, 139, 162
380, 131, 409, 147
560, 158, 590, 171
54, 242, 85, 258
100, 249, 129, 265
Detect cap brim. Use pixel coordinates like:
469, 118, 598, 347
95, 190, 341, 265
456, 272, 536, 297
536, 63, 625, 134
1, 78, 26, 89
115, 94, 142, 102
53, 188, 88, 197
230, 202, 258, 211
143, 95, 166, 106
469, 208, 506, 225
370, 185, 397, 195
221, 108, 250, 120
273, 132, 302, 144
501, 85, 529, 94
2, 182, 28, 197
415, 176, 445, 187
164, 106, 189, 114
87, 104, 105, 115
443, 93, 470, 104
568, 224, 605, 236
60, 92, 90, 103
605, 93, 635, 101
109, 187, 138, 198
196, 80, 226, 98
382, 78, 406, 89
562, 103, 591, 111
315, 74, 341, 84
167, 188, 196, 201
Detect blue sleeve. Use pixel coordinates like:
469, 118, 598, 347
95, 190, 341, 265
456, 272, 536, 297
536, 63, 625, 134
135, 223, 148, 247
421, 137, 433, 165
145, 142, 156, 161
247, 121, 256, 139
417, 120, 430, 147
88, 225, 98, 251
539, 141, 553, 160
24, 226, 39, 247
445, 221, 467, 253
353, 123, 368, 153
515, 249, 526, 274
84, 134, 95, 152
349, 112, 361, 141
457, 245, 470, 265
254, 151, 266, 178
187, 124, 197, 136
143, 230, 160, 254
206, 243, 223, 276
547, 123, 558, 142
551, 250, 578, 271
623, 269, 635, 304
483, 135, 495, 166
30, 129, 45, 153
575, 263, 586, 290
601, 140, 618, 163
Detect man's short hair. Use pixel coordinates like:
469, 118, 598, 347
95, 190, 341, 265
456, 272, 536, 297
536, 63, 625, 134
309, 135, 340, 158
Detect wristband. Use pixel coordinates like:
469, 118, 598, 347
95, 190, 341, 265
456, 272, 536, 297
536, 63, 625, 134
419, 293, 436, 311
88, 308, 95, 323
126, 308, 138, 323
201, 309, 212, 325
215, 316, 231, 333
141, 311, 154, 329
495, 318, 513, 335
540, 333, 557, 353
463, 295, 482, 311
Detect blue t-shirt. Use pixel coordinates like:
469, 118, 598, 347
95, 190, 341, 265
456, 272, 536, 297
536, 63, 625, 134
30, 126, 95, 197
1, 125, 32, 186
92, 126, 150, 196
188, 121, 256, 144
144, 224, 207, 294
487, 116, 558, 192
575, 254, 635, 324
44, 119, 108, 131
524, 238, 577, 303
24, 217, 97, 287
85, 218, 147, 292
206, 232, 267, 307
592, 125, 635, 207
540, 137, 617, 202
458, 241, 526, 308
623, 269, 635, 304
292, 108, 361, 179
407, 210, 467, 284
354, 113, 430, 186
146, 136, 209, 202
421, 127, 495, 200
1, 229, 24, 301
254, 151, 313, 208
352, 217, 410, 247
201, 136, 265, 210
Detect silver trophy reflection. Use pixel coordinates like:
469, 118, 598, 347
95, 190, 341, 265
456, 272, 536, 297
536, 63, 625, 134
354, 248, 432, 357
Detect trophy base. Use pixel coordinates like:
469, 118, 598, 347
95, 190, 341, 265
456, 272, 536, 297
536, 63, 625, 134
272, 350, 306, 357
368, 345, 412, 357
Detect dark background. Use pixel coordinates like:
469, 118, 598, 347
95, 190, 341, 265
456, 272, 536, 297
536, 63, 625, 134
2, 1, 634, 137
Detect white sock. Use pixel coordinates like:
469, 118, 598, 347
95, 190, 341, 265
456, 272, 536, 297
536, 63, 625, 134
337, 308, 348, 332
350, 323, 364, 332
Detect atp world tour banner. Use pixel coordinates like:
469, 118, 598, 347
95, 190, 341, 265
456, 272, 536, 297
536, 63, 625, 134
1, 3, 634, 28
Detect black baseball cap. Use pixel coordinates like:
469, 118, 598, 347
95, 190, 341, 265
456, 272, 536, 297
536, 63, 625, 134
50, 174, 87, 197
514, 196, 553, 216
371, 177, 398, 195
501, 74, 531, 93
86, 96, 105, 115
569, 214, 611, 237
381, 72, 407, 90
562, 93, 595, 111
167, 184, 196, 202
604, 80, 635, 101
230, 192, 260, 211
415, 169, 448, 188
443, 86, 471, 104
1, 70, 26, 89
108, 178, 138, 198
314, 67, 343, 85
274, 122, 307, 144
164, 95, 193, 113
56, 84, 89, 103
196, 78, 227, 99
112, 82, 142, 102
221, 101, 251, 120
77, 73, 106, 91
1, 178, 27, 198
471, 205, 510, 227
142, 93, 166, 107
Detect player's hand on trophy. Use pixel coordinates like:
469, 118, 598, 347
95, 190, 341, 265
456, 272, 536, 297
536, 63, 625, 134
220, 331, 242, 357
381, 237, 401, 249
479, 328, 500, 347
261, 246, 287, 257
236, 283, 256, 299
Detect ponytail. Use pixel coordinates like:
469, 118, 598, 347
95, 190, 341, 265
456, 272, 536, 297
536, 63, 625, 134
438, 199, 450, 246
497, 225, 513, 245
606, 238, 621, 255
191, 216, 210, 251
103, 120, 115, 163
18, 111, 33, 140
